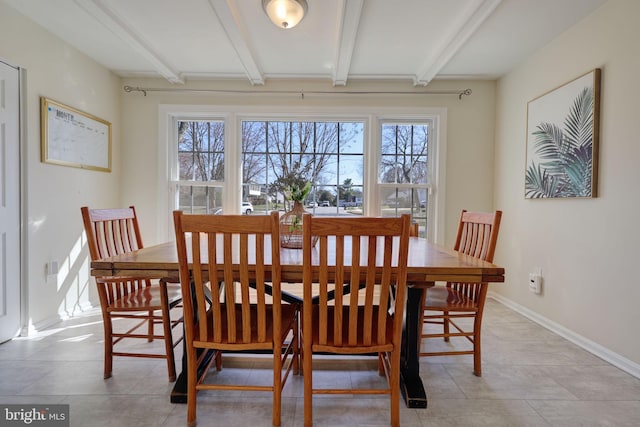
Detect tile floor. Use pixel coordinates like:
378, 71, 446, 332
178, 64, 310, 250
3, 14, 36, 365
1, 299, 640, 426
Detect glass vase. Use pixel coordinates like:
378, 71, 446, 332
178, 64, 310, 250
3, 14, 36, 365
279, 201, 317, 249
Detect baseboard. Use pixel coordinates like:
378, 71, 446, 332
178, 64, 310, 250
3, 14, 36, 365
25, 302, 100, 336
488, 291, 640, 380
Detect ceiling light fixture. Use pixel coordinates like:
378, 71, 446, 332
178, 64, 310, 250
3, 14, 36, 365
262, 0, 308, 29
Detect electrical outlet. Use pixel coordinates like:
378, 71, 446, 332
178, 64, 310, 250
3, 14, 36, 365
529, 272, 542, 294
46, 261, 59, 276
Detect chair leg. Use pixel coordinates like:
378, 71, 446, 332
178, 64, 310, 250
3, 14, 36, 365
389, 351, 401, 427
186, 347, 198, 427
473, 285, 488, 377
303, 344, 313, 426
473, 318, 482, 377
443, 310, 450, 342
159, 282, 177, 382
162, 312, 177, 381
293, 314, 300, 375
147, 310, 154, 342
215, 351, 223, 371
273, 348, 282, 427
103, 314, 113, 379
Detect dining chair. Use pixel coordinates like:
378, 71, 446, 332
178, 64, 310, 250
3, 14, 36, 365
81, 206, 183, 381
301, 214, 411, 427
419, 209, 502, 376
173, 210, 299, 427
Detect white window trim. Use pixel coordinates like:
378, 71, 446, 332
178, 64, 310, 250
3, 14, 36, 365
158, 104, 447, 244
374, 115, 445, 243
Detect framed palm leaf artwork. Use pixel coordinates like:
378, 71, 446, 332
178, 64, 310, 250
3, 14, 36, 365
525, 69, 601, 198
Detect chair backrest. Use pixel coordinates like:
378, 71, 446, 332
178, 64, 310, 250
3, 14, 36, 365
302, 214, 411, 348
81, 206, 144, 261
453, 210, 502, 263
448, 210, 502, 302
173, 210, 282, 346
409, 222, 419, 237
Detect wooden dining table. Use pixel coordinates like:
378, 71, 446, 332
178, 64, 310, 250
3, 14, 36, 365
91, 235, 504, 408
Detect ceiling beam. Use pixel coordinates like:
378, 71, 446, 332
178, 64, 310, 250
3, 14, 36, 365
332, 0, 364, 86
208, 0, 264, 85
74, 0, 183, 84
414, 0, 502, 86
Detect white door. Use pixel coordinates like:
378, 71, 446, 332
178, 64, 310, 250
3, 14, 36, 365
0, 60, 21, 343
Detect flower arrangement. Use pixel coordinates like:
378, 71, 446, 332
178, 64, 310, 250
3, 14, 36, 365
279, 181, 316, 248
284, 181, 312, 204
283, 182, 310, 232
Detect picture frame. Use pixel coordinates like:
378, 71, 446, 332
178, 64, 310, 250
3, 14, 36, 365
41, 97, 111, 172
525, 68, 601, 198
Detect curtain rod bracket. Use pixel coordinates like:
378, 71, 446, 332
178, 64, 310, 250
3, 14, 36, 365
124, 85, 146, 96
459, 88, 472, 100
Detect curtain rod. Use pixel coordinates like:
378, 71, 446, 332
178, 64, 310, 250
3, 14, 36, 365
123, 85, 472, 100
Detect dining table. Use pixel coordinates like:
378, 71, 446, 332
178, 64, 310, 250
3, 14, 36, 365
90, 235, 505, 409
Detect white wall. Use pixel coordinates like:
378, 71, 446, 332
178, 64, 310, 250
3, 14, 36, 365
119, 78, 497, 247
0, 3, 122, 330
494, 0, 640, 369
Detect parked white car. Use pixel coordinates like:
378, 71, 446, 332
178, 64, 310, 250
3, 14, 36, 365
213, 201, 254, 215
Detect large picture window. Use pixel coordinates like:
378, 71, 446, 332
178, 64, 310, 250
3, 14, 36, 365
241, 120, 364, 216
162, 106, 445, 244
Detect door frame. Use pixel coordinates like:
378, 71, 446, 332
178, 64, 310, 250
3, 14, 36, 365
0, 58, 27, 338
18, 66, 28, 336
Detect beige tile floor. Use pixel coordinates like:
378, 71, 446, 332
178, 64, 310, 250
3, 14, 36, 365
1, 299, 640, 426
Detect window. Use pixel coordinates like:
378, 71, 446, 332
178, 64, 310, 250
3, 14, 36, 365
175, 120, 225, 214
241, 120, 364, 216
162, 106, 445, 244
378, 121, 433, 238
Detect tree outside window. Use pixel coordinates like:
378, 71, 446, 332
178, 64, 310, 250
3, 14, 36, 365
242, 120, 363, 215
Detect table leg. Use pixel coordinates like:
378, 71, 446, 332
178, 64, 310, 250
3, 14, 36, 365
400, 285, 428, 408
170, 335, 188, 403
170, 347, 214, 403
171, 280, 215, 403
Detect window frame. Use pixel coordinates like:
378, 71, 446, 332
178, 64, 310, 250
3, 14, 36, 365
158, 104, 447, 244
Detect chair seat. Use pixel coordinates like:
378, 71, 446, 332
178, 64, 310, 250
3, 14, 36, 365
194, 303, 299, 349
108, 282, 183, 311
423, 286, 478, 312
309, 305, 395, 353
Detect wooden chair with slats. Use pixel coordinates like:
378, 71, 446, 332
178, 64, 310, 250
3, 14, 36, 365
419, 209, 502, 376
81, 206, 183, 381
173, 210, 299, 427
301, 214, 411, 427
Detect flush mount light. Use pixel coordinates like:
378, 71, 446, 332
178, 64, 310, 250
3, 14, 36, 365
262, 0, 308, 29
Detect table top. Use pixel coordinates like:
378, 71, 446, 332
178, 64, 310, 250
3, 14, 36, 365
91, 236, 505, 285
